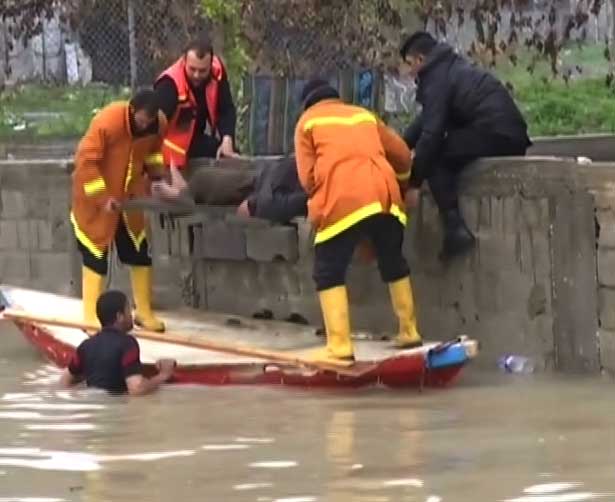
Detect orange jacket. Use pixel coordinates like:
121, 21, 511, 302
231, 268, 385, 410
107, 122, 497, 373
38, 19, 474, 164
294, 99, 412, 244
156, 56, 225, 168
71, 102, 167, 258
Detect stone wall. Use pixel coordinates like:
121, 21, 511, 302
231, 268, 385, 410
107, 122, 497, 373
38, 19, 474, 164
2, 156, 615, 374
4, 133, 615, 162
0, 160, 79, 296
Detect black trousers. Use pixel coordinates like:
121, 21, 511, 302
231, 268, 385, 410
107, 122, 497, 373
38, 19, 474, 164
428, 128, 528, 212
77, 219, 151, 275
313, 214, 410, 291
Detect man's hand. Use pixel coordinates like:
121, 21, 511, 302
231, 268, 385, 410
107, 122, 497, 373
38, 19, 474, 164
103, 197, 120, 213
405, 187, 421, 210
236, 199, 252, 218
151, 180, 180, 201
216, 135, 239, 160
155, 358, 177, 380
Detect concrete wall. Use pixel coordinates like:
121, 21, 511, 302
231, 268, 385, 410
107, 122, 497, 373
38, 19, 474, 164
0, 160, 79, 296
3, 156, 615, 374
4, 133, 615, 162
529, 134, 615, 162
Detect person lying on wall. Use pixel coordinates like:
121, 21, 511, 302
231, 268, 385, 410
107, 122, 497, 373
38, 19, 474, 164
60, 290, 176, 396
150, 155, 308, 225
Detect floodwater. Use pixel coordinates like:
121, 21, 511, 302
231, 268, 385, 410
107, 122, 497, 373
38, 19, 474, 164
0, 320, 614, 502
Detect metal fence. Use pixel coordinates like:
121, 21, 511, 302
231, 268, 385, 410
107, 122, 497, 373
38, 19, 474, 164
0, 0, 204, 87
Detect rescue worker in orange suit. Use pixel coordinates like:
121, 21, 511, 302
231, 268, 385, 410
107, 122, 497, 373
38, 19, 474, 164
294, 79, 423, 362
71, 89, 167, 332
154, 34, 238, 168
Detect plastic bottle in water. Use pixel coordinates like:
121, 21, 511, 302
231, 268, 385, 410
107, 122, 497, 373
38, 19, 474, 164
497, 355, 535, 374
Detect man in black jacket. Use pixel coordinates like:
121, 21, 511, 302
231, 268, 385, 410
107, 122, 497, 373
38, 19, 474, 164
400, 31, 531, 260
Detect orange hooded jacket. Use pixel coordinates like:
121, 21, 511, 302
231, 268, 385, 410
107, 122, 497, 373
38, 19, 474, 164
70, 101, 166, 259
294, 99, 412, 245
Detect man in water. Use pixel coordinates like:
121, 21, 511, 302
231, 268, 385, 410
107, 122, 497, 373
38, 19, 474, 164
60, 290, 176, 395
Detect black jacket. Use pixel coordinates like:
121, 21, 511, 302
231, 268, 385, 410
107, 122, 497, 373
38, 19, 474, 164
406, 43, 531, 186
248, 157, 307, 224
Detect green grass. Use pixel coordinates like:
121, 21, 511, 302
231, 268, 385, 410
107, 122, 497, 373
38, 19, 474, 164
0, 84, 131, 139
514, 77, 615, 137
1, 44, 614, 143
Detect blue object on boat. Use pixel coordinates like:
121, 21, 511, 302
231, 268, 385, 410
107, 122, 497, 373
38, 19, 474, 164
426, 342, 468, 369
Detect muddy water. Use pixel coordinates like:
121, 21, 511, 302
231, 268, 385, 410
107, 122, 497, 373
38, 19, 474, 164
0, 320, 614, 502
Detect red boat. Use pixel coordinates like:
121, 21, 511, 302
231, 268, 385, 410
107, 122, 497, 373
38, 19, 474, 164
0, 285, 478, 389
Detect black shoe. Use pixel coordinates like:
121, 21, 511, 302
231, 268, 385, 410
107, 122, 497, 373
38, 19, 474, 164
439, 208, 476, 261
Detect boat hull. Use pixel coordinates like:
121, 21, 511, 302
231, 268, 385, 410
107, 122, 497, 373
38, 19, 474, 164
15, 319, 465, 389
2, 284, 475, 390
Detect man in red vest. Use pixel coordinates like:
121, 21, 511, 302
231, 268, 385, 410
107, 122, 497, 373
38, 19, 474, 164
154, 34, 238, 168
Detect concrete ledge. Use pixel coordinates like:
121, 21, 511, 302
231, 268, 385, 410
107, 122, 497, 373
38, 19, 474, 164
529, 134, 615, 162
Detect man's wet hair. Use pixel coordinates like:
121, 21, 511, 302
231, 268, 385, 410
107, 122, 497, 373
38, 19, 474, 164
185, 34, 214, 59
130, 89, 159, 117
96, 290, 129, 328
400, 31, 437, 59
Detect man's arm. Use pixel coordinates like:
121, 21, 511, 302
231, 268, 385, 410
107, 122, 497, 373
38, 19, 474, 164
143, 115, 169, 183
59, 369, 81, 387
403, 113, 423, 149
154, 76, 180, 121
215, 73, 238, 158
294, 120, 317, 195
120, 336, 174, 396
216, 74, 236, 141
125, 359, 176, 396
377, 120, 413, 190
410, 74, 451, 187
60, 348, 84, 387
74, 116, 115, 210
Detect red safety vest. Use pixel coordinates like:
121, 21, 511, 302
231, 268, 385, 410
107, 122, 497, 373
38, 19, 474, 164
156, 55, 224, 168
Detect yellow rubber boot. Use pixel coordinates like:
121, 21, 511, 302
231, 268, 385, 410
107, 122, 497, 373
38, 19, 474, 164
388, 277, 422, 349
82, 266, 103, 328
308, 286, 354, 362
129, 266, 165, 332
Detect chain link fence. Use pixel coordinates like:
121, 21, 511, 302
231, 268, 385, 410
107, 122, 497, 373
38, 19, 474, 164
0, 0, 205, 87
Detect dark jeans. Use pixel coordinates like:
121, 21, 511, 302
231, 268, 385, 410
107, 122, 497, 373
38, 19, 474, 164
313, 214, 410, 291
77, 219, 151, 275
428, 128, 528, 212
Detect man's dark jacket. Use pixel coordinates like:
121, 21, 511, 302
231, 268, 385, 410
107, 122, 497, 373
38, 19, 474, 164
405, 43, 531, 186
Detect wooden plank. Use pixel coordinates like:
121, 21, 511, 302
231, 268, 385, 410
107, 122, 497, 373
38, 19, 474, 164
1, 308, 375, 377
